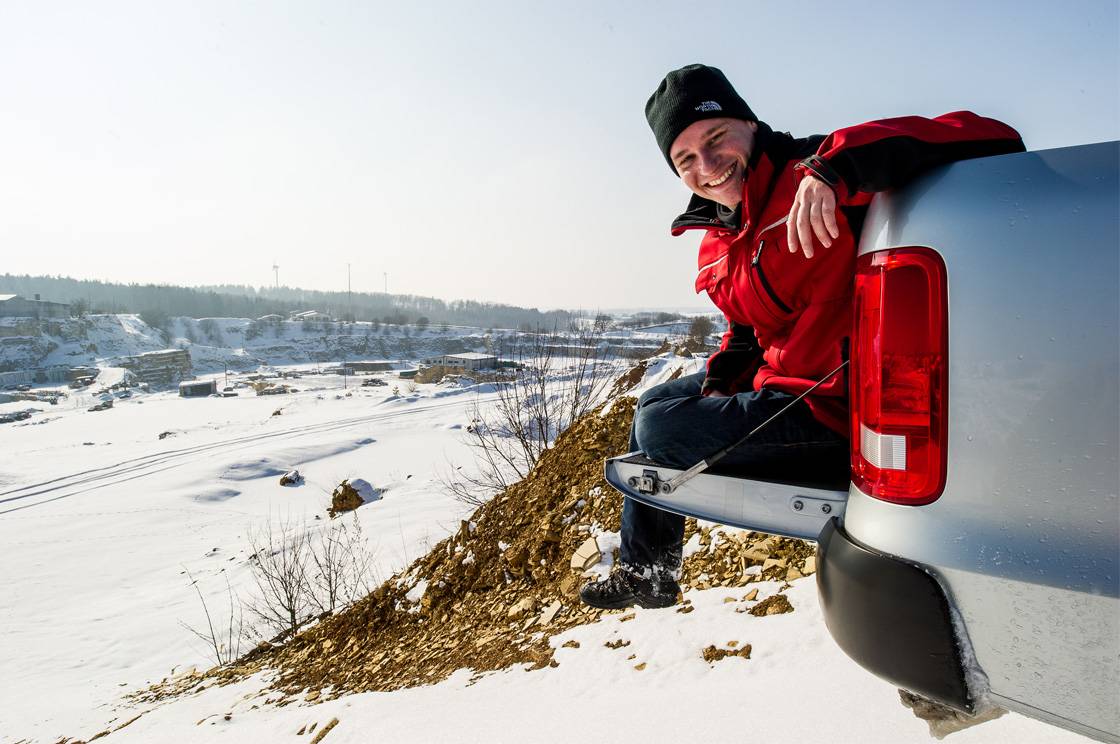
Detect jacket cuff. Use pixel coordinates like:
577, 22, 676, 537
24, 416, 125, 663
795, 154, 842, 187
795, 154, 852, 203
701, 377, 726, 396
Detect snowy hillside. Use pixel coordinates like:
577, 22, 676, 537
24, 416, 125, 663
0, 314, 672, 378
0, 354, 1085, 744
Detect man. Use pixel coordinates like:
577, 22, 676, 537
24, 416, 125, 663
580, 64, 1023, 610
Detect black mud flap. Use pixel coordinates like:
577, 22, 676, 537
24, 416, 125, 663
817, 518, 974, 713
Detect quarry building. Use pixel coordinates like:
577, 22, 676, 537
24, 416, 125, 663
0, 294, 71, 319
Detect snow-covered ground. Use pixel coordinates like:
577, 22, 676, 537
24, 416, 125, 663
0, 359, 1087, 743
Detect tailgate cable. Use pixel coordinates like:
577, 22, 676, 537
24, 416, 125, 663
662, 359, 849, 494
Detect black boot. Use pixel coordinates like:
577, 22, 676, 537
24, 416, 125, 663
579, 567, 681, 610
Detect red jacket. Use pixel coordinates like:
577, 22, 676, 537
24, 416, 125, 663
675, 113, 1023, 434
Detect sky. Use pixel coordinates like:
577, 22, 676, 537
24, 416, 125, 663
0, 0, 1117, 312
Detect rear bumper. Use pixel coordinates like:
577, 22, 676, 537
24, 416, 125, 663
816, 518, 973, 712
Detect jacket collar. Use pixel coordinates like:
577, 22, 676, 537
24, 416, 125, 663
669, 121, 791, 236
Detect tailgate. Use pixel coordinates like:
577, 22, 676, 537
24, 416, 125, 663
605, 452, 848, 541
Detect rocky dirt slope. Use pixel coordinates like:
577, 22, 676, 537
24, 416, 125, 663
141, 385, 818, 705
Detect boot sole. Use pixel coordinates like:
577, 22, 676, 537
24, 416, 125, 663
578, 590, 678, 611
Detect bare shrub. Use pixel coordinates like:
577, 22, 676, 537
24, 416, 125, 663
179, 569, 244, 667
244, 513, 379, 642
442, 317, 618, 507
308, 514, 379, 615
246, 517, 312, 640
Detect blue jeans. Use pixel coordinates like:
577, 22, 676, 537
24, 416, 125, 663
619, 370, 847, 575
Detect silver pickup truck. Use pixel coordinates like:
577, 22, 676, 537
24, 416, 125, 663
606, 140, 1120, 742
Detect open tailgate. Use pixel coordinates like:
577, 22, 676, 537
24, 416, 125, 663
604, 452, 849, 541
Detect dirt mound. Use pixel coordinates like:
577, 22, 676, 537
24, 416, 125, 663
180, 395, 817, 700
607, 360, 649, 398
327, 480, 364, 517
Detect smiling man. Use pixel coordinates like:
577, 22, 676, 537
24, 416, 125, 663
579, 64, 1023, 610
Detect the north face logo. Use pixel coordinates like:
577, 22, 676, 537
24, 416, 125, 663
695, 101, 722, 112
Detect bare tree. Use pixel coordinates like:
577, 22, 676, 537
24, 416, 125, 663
689, 314, 715, 342
307, 513, 379, 615
246, 516, 313, 640
179, 569, 244, 667
442, 317, 618, 506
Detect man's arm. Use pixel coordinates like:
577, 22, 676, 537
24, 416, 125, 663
703, 320, 763, 397
787, 111, 1025, 257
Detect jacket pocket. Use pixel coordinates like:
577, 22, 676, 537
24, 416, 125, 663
751, 240, 793, 315
694, 253, 730, 294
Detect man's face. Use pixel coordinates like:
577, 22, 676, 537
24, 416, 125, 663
670, 117, 758, 209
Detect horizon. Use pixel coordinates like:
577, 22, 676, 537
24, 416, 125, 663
0, 272, 718, 317
1, 1, 1116, 309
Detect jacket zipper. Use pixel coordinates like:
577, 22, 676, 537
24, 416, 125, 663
752, 240, 793, 314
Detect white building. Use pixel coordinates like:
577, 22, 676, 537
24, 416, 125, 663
432, 353, 498, 370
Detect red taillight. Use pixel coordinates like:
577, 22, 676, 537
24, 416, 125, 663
851, 248, 948, 505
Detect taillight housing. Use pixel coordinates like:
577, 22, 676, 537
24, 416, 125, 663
851, 248, 948, 505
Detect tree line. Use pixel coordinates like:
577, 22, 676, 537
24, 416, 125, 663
0, 274, 575, 330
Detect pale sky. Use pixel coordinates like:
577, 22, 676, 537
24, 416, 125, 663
1, 1, 1117, 311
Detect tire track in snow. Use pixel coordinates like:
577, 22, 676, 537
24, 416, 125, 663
0, 395, 486, 515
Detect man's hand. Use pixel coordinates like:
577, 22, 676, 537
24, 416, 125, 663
787, 175, 840, 259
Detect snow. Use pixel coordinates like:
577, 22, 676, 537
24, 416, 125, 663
347, 477, 381, 503
405, 579, 429, 604
0, 352, 1089, 743
41, 581, 1087, 744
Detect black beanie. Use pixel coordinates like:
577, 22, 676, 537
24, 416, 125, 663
645, 64, 757, 173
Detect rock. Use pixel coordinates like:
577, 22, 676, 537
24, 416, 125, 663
634, 662, 647, 671
539, 600, 562, 625
748, 594, 794, 617
309, 718, 339, 744
802, 556, 817, 575
762, 557, 788, 572
785, 566, 804, 581
702, 644, 752, 663
561, 640, 580, 649
279, 469, 304, 486
744, 537, 777, 561
743, 588, 759, 602
570, 537, 601, 570
558, 574, 580, 597
305, 690, 320, 702
507, 597, 535, 619
327, 478, 381, 517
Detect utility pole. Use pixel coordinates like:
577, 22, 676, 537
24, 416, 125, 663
347, 263, 352, 322
272, 261, 279, 290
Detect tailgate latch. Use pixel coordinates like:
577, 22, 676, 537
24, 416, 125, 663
628, 469, 671, 495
